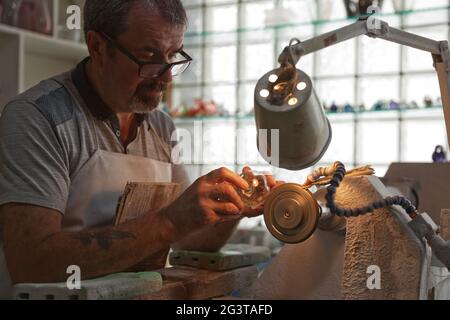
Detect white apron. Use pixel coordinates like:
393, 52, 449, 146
0, 81, 172, 298
63, 75, 173, 230
63, 148, 172, 231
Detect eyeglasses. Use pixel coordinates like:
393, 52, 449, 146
99, 31, 192, 79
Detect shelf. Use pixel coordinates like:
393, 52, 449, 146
185, 4, 450, 39
0, 23, 87, 61
172, 105, 445, 123
24, 34, 87, 61
173, 115, 254, 123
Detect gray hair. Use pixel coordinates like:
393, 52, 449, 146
83, 0, 187, 41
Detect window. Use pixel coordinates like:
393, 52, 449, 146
175, 0, 449, 184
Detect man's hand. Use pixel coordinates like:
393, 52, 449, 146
163, 166, 285, 238
167, 166, 284, 252
240, 166, 284, 218
161, 167, 250, 237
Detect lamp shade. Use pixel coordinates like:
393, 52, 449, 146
254, 68, 332, 170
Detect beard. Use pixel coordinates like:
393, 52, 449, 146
127, 81, 167, 113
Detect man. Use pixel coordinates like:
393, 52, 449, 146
0, 0, 277, 299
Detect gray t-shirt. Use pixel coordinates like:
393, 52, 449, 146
0, 59, 190, 298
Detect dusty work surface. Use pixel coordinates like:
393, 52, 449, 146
169, 244, 270, 271
136, 265, 258, 300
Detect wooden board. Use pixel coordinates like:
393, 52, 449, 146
136, 265, 258, 300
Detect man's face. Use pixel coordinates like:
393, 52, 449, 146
102, 4, 185, 113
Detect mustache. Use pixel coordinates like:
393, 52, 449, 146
138, 82, 168, 92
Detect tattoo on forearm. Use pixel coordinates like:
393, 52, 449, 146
72, 231, 136, 250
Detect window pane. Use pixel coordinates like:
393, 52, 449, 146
182, 0, 203, 7
185, 8, 203, 45
205, 45, 237, 82
401, 109, 447, 161
239, 1, 275, 42
242, 1, 274, 28
180, 0, 450, 189
404, 1, 448, 26
316, 77, 355, 106
204, 85, 237, 115
279, 0, 317, 22
205, 4, 237, 43
389, 0, 413, 12
403, 26, 448, 72
359, 37, 400, 74
320, 114, 355, 164
277, 24, 314, 42
413, 0, 449, 8
206, 5, 237, 32
356, 118, 399, 164
238, 82, 257, 115
208, 0, 238, 4
358, 76, 399, 109
318, 0, 346, 20
316, 22, 356, 76
172, 86, 201, 109
403, 74, 441, 106
241, 43, 274, 81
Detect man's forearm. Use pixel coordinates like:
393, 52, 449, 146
12, 210, 177, 284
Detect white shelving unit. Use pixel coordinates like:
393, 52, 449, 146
0, 0, 87, 110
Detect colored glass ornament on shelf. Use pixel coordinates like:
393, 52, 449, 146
343, 103, 354, 113
388, 100, 399, 110
1, 0, 52, 35
424, 95, 433, 108
170, 98, 224, 118
371, 100, 385, 111
17, 0, 52, 35
432, 145, 447, 163
330, 102, 338, 113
